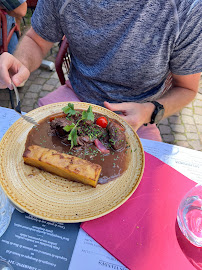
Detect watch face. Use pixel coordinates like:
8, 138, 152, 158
154, 107, 165, 123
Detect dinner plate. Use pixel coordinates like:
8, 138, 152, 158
0, 102, 145, 223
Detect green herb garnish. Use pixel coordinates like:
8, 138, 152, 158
63, 104, 95, 149
82, 106, 94, 121
62, 103, 77, 116
63, 123, 75, 132
68, 126, 78, 149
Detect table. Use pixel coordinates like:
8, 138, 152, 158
0, 106, 202, 270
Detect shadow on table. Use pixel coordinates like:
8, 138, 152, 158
175, 221, 202, 270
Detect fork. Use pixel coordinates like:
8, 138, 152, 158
10, 82, 38, 126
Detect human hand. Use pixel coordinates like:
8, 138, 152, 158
0, 52, 30, 89
104, 101, 155, 131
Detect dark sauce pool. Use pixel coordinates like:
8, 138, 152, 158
25, 114, 131, 184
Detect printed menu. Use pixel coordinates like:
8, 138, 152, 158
0, 210, 80, 270
69, 228, 128, 270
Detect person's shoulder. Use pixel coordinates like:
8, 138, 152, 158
35, 0, 65, 11
46, 0, 66, 7
173, 0, 201, 30
176, 0, 201, 14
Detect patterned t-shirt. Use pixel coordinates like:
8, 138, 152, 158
32, 0, 202, 106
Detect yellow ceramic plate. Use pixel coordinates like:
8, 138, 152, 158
0, 102, 144, 223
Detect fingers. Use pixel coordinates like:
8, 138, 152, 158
12, 65, 30, 87
0, 53, 12, 89
118, 114, 139, 131
0, 52, 30, 89
104, 101, 143, 131
104, 101, 126, 113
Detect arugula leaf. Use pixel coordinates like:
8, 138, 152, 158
62, 103, 76, 116
82, 106, 94, 121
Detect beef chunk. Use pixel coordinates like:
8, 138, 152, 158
78, 122, 107, 141
50, 118, 73, 137
107, 121, 126, 150
77, 136, 90, 146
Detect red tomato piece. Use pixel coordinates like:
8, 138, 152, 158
96, 117, 108, 128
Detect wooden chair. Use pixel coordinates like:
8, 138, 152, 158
26, 0, 38, 13
55, 37, 71, 85
0, 9, 19, 54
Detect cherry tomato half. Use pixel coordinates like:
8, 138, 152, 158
96, 116, 108, 128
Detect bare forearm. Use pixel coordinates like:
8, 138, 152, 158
14, 35, 44, 72
14, 27, 53, 72
156, 73, 201, 119
157, 86, 197, 119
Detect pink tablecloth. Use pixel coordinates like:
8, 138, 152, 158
82, 152, 202, 270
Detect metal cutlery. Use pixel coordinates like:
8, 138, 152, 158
10, 82, 38, 126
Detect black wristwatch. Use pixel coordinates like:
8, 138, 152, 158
149, 101, 165, 124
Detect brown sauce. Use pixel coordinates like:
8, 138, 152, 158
25, 114, 131, 184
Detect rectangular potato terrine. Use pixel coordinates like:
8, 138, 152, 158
23, 145, 102, 187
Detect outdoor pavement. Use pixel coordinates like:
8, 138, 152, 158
0, 44, 202, 152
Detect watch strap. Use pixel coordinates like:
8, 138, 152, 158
150, 101, 164, 124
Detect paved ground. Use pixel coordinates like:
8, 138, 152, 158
0, 43, 202, 152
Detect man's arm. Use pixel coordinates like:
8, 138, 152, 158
14, 27, 54, 71
0, 27, 54, 88
104, 73, 201, 131
157, 73, 200, 118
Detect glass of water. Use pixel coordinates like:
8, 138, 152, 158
0, 259, 14, 270
177, 184, 202, 247
0, 186, 13, 238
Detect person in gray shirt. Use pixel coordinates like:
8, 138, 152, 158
0, 0, 201, 141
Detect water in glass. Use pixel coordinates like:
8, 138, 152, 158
0, 186, 13, 237
177, 184, 202, 247
0, 259, 14, 270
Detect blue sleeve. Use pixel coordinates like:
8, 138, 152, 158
170, 0, 202, 75
31, 0, 64, 43
0, 0, 26, 11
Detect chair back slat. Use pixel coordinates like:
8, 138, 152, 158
0, 9, 19, 54
0, 9, 8, 53
55, 37, 70, 85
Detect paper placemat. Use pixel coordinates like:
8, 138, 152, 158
82, 152, 202, 270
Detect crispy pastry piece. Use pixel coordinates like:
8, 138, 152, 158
23, 145, 102, 187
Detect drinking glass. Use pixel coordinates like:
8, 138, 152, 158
0, 259, 14, 270
177, 184, 202, 247
0, 186, 13, 237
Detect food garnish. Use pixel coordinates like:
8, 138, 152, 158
62, 103, 94, 149
96, 116, 108, 128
